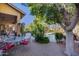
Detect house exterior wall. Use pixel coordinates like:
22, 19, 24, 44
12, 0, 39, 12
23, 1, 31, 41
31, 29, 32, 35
48, 23, 79, 38
48, 24, 64, 34
0, 3, 24, 35
73, 24, 79, 36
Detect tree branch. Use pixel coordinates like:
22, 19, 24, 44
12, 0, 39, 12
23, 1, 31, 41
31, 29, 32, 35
59, 22, 66, 30
58, 19, 66, 30
66, 4, 79, 31
56, 4, 79, 31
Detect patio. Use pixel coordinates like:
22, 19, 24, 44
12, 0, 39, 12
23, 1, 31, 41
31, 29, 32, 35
11, 41, 65, 56
8, 40, 79, 56
0, 34, 79, 56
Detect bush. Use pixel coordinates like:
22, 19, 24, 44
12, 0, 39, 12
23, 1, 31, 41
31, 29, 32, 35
35, 37, 49, 43
35, 34, 49, 43
55, 33, 63, 43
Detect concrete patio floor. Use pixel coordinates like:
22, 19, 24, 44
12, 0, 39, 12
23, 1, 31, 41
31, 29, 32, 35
10, 41, 65, 56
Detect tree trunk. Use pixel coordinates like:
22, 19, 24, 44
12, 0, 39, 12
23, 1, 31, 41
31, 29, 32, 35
64, 31, 76, 56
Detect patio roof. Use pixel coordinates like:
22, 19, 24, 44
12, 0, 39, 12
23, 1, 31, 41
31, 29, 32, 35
0, 13, 17, 24
7, 3, 26, 17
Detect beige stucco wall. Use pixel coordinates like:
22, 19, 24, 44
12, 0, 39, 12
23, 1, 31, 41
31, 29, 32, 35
73, 24, 79, 36
48, 23, 79, 35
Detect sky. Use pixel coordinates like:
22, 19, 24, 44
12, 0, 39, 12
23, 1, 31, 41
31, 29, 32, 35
12, 3, 34, 26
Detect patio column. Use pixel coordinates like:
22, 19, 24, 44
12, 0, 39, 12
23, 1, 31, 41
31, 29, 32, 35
15, 23, 21, 36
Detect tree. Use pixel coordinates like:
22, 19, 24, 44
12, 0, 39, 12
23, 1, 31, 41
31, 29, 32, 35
28, 3, 79, 55
28, 17, 49, 43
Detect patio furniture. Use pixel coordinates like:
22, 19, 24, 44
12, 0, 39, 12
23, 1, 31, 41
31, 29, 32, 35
20, 39, 29, 45
0, 42, 5, 55
0, 35, 16, 55
0, 33, 31, 55
0, 41, 15, 56
2, 42, 15, 51
19, 33, 31, 45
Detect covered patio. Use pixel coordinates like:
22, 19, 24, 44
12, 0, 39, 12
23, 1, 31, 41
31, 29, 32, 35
0, 13, 17, 35
0, 3, 25, 35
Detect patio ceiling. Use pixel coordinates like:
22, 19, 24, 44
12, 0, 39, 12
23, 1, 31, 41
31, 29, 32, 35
0, 13, 17, 24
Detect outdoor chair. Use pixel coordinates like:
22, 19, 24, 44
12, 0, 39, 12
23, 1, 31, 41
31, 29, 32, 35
20, 39, 29, 45
2, 42, 15, 51
0, 42, 14, 55
0, 36, 15, 55
19, 33, 31, 45
0, 33, 31, 56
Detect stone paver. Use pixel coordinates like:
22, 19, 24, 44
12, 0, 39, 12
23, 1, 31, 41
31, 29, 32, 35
11, 41, 65, 56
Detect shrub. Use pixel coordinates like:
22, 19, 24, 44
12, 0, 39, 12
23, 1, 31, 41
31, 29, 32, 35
55, 33, 63, 43
35, 36, 49, 43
